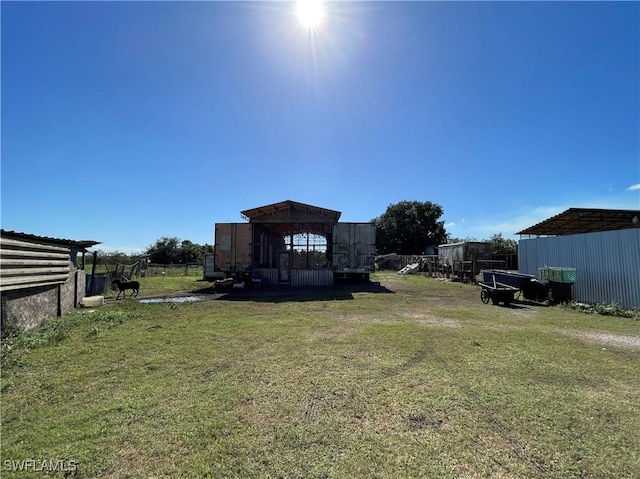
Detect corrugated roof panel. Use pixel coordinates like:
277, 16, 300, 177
517, 208, 640, 236
1, 229, 100, 250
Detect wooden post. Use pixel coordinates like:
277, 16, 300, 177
89, 252, 98, 295
472, 257, 476, 284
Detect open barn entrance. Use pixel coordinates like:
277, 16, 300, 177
288, 233, 329, 268
242, 201, 340, 285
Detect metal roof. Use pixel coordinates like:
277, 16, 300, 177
1, 229, 101, 251
240, 200, 341, 237
516, 208, 640, 236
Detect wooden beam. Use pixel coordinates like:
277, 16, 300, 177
0, 274, 69, 287
1, 249, 69, 260
0, 258, 70, 267
0, 280, 68, 292
0, 237, 69, 253
1, 267, 70, 276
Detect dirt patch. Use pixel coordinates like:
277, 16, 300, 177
403, 312, 463, 328
405, 413, 445, 430
510, 307, 537, 318
557, 329, 640, 351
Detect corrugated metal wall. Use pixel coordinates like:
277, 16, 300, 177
292, 269, 334, 287
253, 268, 334, 286
0, 236, 71, 292
253, 268, 279, 286
518, 229, 640, 308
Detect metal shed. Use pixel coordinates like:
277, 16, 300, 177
517, 208, 640, 308
438, 241, 493, 282
1, 230, 100, 330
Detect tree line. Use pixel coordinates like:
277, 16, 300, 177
91, 237, 213, 265
92, 199, 516, 264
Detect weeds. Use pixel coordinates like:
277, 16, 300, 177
569, 301, 640, 320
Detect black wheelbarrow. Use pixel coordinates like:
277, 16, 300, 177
479, 280, 520, 306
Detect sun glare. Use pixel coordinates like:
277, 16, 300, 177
296, 0, 325, 29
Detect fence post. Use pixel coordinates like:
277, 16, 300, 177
89, 253, 97, 295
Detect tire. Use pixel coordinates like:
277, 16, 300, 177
481, 289, 490, 304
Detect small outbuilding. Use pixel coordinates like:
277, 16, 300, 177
1, 230, 100, 330
517, 208, 640, 309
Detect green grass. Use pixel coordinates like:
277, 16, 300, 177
2, 273, 639, 478
103, 267, 207, 299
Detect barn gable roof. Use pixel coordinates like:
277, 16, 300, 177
516, 208, 640, 236
240, 200, 341, 237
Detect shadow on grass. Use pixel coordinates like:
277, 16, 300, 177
191, 281, 394, 303
489, 299, 551, 310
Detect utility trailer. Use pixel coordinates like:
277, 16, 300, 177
331, 223, 376, 280
203, 223, 253, 281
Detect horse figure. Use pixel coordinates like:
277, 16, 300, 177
112, 279, 140, 299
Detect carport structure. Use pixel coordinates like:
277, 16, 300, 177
516, 207, 640, 308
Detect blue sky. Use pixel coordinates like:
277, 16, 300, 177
2, 1, 638, 254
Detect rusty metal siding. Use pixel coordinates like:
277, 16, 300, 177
1, 236, 71, 292
518, 229, 640, 308
214, 223, 252, 272
292, 269, 334, 287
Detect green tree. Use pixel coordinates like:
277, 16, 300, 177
179, 240, 199, 263
487, 233, 517, 254
145, 237, 214, 264
146, 237, 180, 264
372, 200, 447, 255
445, 236, 479, 244
89, 250, 138, 265
178, 240, 214, 263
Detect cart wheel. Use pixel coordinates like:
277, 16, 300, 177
480, 289, 490, 304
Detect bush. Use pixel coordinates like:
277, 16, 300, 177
570, 301, 640, 320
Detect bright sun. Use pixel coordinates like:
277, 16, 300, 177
296, 0, 325, 29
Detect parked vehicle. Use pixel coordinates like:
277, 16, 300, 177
331, 223, 376, 280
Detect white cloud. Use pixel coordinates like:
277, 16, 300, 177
88, 244, 145, 255
628, 183, 640, 191
445, 222, 456, 227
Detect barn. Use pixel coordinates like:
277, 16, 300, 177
207, 200, 376, 286
1, 230, 100, 330
517, 208, 640, 309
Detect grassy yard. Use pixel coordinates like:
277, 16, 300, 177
1, 273, 638, 478
102, 267, 207, 299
